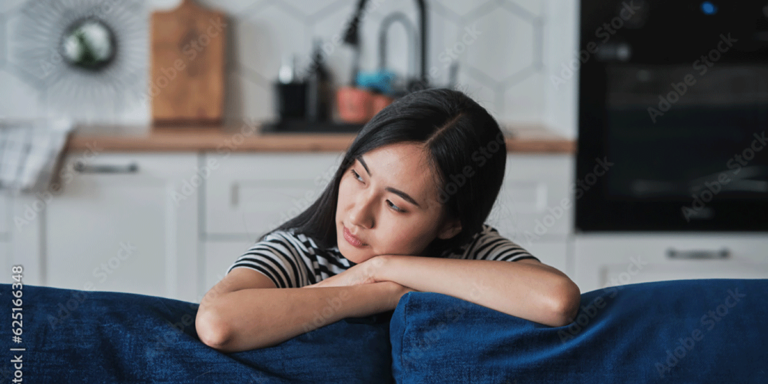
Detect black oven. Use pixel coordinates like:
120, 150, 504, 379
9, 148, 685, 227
576, 0, 768, 231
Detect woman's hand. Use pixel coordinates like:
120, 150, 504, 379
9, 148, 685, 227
302, 255, 390, 289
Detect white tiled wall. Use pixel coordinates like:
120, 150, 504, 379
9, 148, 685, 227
0, 0, 578, 138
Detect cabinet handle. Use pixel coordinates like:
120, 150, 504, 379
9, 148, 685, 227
73, 161, 139, 174
666, 248, 730, 259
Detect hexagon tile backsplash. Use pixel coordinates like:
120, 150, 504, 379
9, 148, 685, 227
0, 0, 577, 137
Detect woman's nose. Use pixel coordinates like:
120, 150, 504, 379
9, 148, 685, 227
349, 189, 375, 229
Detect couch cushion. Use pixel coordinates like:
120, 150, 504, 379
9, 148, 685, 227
0, 283, 394, 383
390, 278, 768, 383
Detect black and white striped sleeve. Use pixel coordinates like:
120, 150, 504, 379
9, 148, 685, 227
225, 231, 307, 288
463, 225, 540, 263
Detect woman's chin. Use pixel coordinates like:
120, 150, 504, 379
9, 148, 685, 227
338, 242, 364, 263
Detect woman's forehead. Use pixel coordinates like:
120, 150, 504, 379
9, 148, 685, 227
359, 145, 441, 207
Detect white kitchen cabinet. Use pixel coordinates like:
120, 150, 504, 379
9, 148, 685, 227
0, 191, 8, 237
39, 152, 199, 302
0, 192, 8, 277
204, 152, 345, 237
2, 192, 46, 285
487, 154, 574, 275
491, 154, 574, 239
574, 234, 768, 293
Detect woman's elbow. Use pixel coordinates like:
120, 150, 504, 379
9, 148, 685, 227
550, 280, 581, 327
196, 307, 231, 351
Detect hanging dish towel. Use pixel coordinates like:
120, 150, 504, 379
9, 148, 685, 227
0, 118, 74, 195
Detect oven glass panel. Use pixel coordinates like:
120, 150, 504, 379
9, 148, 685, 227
604, 64, 768, 204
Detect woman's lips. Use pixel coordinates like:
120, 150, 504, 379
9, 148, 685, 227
343, 226, 366, 248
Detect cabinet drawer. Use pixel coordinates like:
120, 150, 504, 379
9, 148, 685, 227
204, 152, 345, 236
574, 234, 768, 293
489, 154, 574, 238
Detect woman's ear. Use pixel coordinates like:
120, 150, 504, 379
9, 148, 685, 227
437, 218, 462, 240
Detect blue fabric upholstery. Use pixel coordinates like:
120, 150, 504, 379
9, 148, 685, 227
0, 283, 394, 383
390, 278, 768, 383
4, 279, 767, 383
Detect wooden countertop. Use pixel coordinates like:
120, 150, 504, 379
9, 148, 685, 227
66, 121, 575, 153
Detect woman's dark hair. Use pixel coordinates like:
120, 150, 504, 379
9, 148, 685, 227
257, 87, 508, 258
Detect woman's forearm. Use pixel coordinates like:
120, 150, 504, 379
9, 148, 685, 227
197, 282, 400, 353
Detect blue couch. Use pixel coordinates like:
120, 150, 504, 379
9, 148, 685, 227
1, 278, 766, 383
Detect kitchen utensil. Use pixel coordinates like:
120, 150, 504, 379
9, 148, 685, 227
150, 0, 225, 126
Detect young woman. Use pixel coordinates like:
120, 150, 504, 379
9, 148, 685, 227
196, 88, 581, 353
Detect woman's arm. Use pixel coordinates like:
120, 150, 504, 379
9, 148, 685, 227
197, 282, 407, 353
375, 256, 580, 327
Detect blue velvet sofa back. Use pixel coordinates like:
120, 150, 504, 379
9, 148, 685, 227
2, 278, 767, 383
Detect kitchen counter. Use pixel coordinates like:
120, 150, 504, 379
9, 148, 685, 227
66, 121, 575, 153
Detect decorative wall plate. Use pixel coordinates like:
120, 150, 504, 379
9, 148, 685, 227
10, 0, 147, 119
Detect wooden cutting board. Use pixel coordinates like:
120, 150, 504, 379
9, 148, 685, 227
150, 0, 226, 126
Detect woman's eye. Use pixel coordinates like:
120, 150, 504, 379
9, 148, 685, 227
351, 169, 364, 182
387, 200, 403, 212
351, 169, 405, 213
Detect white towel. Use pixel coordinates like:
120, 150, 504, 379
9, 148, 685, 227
0, 119, 74, 195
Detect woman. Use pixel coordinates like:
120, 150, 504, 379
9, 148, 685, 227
196, 88, 580, 353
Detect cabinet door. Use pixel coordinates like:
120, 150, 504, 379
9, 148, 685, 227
487, 154, 574, 276
44, 153, 198, 302
204, 152, 344, 236
574, 234, 768, 293
491, 154, 574, 239
202, 240, 258, 300
0, 240, 7, 280
0, 191, 8, 238
0, 192, 8, 277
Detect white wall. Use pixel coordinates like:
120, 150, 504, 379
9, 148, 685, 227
0, 0, 578, 138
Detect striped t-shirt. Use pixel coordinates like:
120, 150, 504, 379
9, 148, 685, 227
225, 224, 540, 289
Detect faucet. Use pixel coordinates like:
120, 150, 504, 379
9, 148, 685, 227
378, 12, 416, 83
342, 0, 428, 89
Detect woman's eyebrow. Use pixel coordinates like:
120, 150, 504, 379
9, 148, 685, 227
356, 155, 422, 208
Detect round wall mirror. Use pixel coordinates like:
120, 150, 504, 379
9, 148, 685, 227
60, 19, 117, 70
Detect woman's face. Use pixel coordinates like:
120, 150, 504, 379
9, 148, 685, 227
335, 142, 462, 263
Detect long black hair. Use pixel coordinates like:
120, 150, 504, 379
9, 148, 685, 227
257, 87, 508, 258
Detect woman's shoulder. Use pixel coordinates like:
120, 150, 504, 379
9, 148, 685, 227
440, 224, 494, 258
252, 227, 303, 249
256, 227, 327, 255
441, 223, 533, 260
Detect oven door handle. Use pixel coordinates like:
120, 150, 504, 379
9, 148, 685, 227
666, 248, 730, 259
